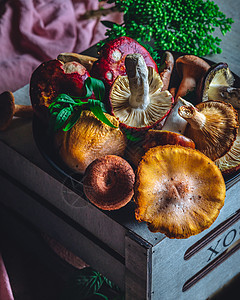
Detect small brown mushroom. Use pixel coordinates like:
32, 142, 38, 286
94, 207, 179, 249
159, 51, 174, 91
135, 145, 226, 239
175, 55, 210, 101
197, 62, 240, 108
109, 53, 173, 130
178, 100, 239, 161
0, 91, 33, 131
83, 155, 135, 210
57, 52, 98, 72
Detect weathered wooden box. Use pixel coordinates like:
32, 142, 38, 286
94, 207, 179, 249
0, 82, 240, 300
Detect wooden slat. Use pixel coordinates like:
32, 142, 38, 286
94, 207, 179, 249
0, 172, 125, 290
125, 233, 152, 300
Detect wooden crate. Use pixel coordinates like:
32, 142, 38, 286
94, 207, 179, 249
0, 84, 240, 299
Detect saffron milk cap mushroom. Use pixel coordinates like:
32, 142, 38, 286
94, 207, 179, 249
109, 53, 173, 130
178, 100, 239, 161
135, 145, 226, 239
54, 110, 126, 174
197, 62, 240, 108
175, 55, 210, 101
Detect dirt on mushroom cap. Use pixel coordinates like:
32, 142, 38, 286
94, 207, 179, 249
134, 145, 226, 239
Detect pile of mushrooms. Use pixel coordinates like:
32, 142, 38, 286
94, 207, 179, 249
26, 36, 240, 239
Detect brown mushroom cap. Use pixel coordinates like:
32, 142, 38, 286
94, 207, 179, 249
0, 91, 15, 130
175, 55, 210, 100
135, 145, 226, 239
178, 100, 239, 161
197, 63, 234, 102
83, 155, 135, 210
143, 130, 195, 152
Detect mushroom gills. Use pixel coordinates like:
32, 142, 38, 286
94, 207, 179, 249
110, 54, 173, 128
178, 101, 239, 161
208, 85, 240, 109
201, 63, 240, 109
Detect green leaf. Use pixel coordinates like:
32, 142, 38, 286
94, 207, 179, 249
122, 129, 142, 142
54, 93, 77, 104
88, 99, 117, 128
101, 20, 117, 29
85, 77, 105, 101
94, 292, 109, 300
63, 108, 82, 131
60, 268, 105, 300
84, 77, 94, 98
54, 107, 72, 131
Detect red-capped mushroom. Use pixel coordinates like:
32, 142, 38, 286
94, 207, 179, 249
30, 59, 90, 122
90, 36, 158, 90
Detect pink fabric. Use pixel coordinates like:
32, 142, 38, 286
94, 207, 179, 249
0, 0, 123, 94
0, 253, 14, 300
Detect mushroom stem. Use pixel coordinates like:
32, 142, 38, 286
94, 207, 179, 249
14, 104, 33, 118
0, 91, 33, 131
178, 105, 206, 130
125, 53, 150, 109
57, 53, 98, 72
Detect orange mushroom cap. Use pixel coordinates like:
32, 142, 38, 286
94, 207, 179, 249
135, 145, 226, 239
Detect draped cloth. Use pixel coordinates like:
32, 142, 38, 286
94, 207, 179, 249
0, 0, 122, 93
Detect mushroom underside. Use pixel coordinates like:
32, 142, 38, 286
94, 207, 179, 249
182, 101, 239, 161
110, 67, 173, 128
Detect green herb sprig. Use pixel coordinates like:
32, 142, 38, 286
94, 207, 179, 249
48, 77, 117, 133
60, 267, 124, 300
99, 0, 234, 57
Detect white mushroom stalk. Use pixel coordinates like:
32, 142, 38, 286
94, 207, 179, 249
109, 53, 173, 129
125, 54, 150, 109
178, 105, 206, 130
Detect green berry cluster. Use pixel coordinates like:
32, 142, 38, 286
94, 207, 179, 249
101, 0, 233, 57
